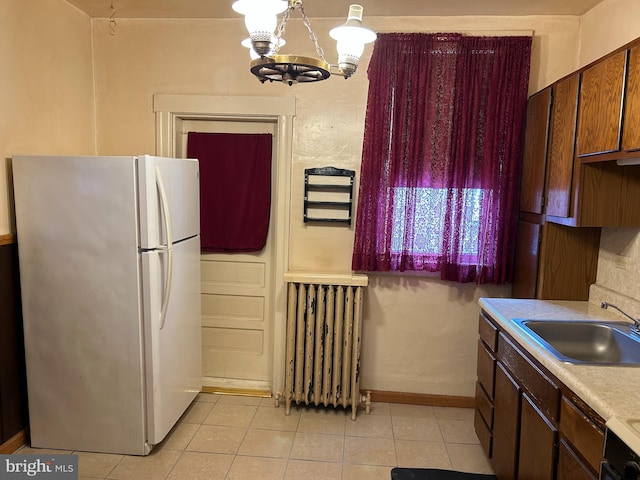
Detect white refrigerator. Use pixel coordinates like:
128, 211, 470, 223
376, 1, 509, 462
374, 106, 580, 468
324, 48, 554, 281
12, 155, 202, 455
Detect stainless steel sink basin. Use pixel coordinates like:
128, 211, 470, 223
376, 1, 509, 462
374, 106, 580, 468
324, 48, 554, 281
513, 319, 640, 365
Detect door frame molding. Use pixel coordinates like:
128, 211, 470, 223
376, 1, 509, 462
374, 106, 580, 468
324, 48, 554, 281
153, 94, 295, 394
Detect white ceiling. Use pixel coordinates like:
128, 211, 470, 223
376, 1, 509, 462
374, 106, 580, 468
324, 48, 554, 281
66, 0, 606, 19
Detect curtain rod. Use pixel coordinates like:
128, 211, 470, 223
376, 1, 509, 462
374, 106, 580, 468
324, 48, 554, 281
374, 30, 535, 37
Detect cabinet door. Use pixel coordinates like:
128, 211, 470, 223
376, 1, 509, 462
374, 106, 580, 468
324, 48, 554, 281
622, 45, 640, 152
557, 439, 598, 480
537, 222, 600, 301
498, 333, 560, 423
513, 220, 600, 301
559, 397, 604, 474
546, 74, 579, 218
492, 363, 521, 480
518, 394, 557, 480
576, 50, 627, 157
520, 88, 552, 214
475, 405, 493, 459
477, 340, 496, 399
476, 381, 494, 430
512, 220, 541, 299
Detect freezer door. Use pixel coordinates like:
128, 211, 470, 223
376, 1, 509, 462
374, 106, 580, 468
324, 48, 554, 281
138, 155, 200, 248
141, 235, 201, 445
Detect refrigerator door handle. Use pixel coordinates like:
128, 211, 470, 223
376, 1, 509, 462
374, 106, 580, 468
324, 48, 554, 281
156, 165, 174, 330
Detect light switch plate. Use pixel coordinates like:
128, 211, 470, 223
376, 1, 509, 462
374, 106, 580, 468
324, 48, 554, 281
615, 255, 630, 270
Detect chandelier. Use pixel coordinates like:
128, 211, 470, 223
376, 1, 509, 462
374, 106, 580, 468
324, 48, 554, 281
232, 0, 377, 85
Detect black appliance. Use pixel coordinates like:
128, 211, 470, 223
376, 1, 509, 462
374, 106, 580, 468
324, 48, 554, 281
601, 429, 640, 480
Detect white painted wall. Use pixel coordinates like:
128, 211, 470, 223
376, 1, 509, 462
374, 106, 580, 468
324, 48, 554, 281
579, 0, 640, 67
90, 14, 581, 397
0, 0, 95, 235
8, 0, 632, 397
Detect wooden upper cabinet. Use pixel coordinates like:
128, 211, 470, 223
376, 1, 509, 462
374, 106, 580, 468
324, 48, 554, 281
520, 88, 552, 214
512, 220, 541, 299
522, 38, 640, 228
575, 50, 627, 157
536, 222, 600, 300
546, 74, 579, 218
622, 45, 640, 152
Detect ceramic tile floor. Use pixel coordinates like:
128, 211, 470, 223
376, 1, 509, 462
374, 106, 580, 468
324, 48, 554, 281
17, 393, 494, 480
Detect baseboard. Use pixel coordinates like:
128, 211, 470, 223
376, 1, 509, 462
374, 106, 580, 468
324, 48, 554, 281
0, 234, 16, 246
0, 430, 28, 454
202, 377, 272, 393
368, 390, 475, 408
201, 386, 272, 398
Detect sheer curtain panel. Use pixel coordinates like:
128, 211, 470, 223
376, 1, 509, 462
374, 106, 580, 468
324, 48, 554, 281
352, 33, 532, 284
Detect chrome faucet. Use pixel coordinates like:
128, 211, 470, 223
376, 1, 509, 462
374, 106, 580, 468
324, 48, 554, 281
601, 302, 640, 334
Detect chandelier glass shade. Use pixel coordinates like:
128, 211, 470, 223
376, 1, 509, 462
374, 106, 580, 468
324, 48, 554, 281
232, 0, 377, 85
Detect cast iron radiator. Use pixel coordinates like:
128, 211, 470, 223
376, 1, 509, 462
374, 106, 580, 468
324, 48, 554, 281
276, 273, 371, 420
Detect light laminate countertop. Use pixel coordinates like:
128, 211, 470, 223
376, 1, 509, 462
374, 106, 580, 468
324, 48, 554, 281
479, 298, 640, 454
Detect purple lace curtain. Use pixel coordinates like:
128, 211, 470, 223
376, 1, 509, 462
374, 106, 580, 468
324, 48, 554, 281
352, 33, 532, 284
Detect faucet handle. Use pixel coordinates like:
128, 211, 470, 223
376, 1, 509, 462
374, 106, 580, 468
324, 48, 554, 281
601, 301, 640, 333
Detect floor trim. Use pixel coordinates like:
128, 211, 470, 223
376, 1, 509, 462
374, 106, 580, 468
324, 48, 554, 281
201, 386, 272, 398
0, 234, 16, 246
368, 390, 475, 408
0, 430, 27, 454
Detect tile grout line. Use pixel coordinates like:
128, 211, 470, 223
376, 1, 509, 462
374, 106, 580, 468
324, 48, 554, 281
24, 397, 493, 478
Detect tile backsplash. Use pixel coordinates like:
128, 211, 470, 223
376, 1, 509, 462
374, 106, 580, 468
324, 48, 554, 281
589, 227, 640, 314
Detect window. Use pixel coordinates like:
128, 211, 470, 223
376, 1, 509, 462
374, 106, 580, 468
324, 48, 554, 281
391, 187, 484, 259
352, 33, 532, 284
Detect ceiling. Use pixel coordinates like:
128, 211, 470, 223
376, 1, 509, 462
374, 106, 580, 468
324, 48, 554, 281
66, 0, 606, 19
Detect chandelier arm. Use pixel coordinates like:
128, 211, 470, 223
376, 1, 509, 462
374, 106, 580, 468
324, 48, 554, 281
299, 4, 328, 63
273, 6, 292, 54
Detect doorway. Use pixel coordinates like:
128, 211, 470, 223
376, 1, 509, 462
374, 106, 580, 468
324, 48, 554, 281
154, 94, 295, 395
179, 119, 275, 393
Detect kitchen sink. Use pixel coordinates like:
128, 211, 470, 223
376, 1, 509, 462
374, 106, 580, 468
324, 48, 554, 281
513, 319, 640, 365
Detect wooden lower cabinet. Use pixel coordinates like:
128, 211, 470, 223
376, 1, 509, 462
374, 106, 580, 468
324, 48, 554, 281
491, 363, 521, 479
477, 341, 496, 400
476, 313, 498, 461
518, 394, 557, 480
557, 439, 598, 480
475, 312, 604, 480
474, 407, 493, 459
559, 396, 605, 474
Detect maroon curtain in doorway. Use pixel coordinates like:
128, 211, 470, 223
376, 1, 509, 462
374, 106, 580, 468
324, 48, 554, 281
187, 132, 273, 252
